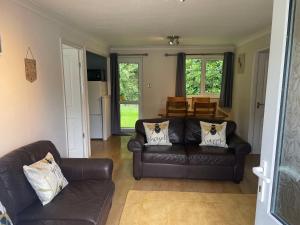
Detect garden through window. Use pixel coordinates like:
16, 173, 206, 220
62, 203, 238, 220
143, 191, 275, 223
186, 57, 223, 96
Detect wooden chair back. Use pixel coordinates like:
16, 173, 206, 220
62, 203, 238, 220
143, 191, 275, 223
192, 97, 210, 108
167, 96, 186, 102
193, 102, 217, 118
166, 100, 188, 117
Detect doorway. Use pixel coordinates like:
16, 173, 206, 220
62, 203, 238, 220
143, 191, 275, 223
118, 57, 143, 131
61, 43, 88, 158
252, 49, 270, 154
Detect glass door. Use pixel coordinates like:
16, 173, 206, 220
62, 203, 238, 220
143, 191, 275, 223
119, 57, 142, 131
254, 0, 300, 224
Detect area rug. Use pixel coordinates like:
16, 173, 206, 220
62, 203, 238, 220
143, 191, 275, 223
119, 191, 256, 225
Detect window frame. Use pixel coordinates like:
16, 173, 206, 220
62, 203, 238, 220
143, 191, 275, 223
186, 55, 224, 98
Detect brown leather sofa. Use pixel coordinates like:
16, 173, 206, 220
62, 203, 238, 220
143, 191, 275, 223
128, 118, 251, 183
0, 141, 114, 225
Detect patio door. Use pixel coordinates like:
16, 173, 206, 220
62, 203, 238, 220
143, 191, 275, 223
254, 0, 300, 224
118, 57, 143, 131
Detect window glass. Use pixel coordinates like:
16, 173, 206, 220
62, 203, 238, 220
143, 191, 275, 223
205, 60, 223, 94
186, 59, 201, 95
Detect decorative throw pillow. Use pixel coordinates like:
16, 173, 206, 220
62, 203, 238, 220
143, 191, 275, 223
143, 121, 172, 145
200, 121, 228, 148
0, 202, 13, 225
23, 152, 68, 206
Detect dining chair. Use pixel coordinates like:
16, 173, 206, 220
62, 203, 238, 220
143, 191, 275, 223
191, 97, 210, 109
167, 96, 186, 102
166, 100, 188, 117
193, 102, 217, 118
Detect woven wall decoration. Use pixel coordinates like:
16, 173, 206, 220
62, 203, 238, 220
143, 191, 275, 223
25, 47, 37, 83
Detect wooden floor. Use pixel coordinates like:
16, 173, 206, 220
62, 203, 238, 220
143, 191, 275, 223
91, 136, 260, 225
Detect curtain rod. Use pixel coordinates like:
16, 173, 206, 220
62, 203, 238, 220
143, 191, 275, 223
165, 53, 224, 57
118, 53, 148, 56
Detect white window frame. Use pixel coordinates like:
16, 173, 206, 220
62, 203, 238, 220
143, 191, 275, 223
186, 55, 224, 98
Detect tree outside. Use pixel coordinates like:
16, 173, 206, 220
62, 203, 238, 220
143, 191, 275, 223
186, 59, 201, 95
185, 59, 223, 95
119, 63, 139, 128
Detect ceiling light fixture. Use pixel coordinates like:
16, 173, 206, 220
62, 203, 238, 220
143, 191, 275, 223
167, 35, 180, 46
179, 0, 186, 2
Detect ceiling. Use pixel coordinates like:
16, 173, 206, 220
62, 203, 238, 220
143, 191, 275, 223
29, 0, 273, 47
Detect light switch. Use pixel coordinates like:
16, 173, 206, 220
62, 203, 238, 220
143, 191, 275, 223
147, 83, 152, 88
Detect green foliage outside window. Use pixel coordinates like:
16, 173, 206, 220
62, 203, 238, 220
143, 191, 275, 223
186, 59, 201, 95
185, 59, 223, 95
119, 63, 139, 102
205, 60, 223, 94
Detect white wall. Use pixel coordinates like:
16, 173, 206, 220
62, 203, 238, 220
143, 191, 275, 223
111, 46, 234, 119
231, 34, 271, 142
0, 0, 108, 157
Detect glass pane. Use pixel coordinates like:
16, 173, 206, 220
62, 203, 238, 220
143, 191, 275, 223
271, 0, 300, 224
186, 59, 201, 95
205, 60, 223, 94
119, 63, 139, 129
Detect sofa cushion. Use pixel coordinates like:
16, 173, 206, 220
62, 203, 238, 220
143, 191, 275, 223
184, 118, 237, 144
142, 145, 187, 165
18, 180, 115, 225
186, 145, 236, 166
135, 118, 185, 144
0, 141, 61, 223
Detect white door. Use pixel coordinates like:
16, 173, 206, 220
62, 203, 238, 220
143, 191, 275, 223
254, 0, 300, 224
252, 50, 269, 154
62, 44, 85, 158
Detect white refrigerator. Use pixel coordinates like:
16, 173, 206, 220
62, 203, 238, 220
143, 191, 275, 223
88, 81, 108, 139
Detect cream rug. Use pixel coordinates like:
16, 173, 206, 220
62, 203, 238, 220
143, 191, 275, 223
119, 191, 256, 225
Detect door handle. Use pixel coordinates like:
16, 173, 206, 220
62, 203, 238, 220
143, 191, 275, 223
253, 166, 271, 183
253, 160, 271, 202
257, 102, 265, 109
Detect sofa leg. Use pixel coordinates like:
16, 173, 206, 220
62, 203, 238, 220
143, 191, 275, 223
134, 176, 141, 181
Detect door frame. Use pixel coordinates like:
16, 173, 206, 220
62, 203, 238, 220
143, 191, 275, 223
248, 48, 270, 154
118, 56, 144, 131
59, 39, 91, 158
254, 0, 291, 223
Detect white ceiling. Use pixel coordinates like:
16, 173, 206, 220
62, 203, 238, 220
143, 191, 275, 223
29, 0, 273, 47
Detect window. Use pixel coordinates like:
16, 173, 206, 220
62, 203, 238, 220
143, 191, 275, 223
186, 57, 223, 96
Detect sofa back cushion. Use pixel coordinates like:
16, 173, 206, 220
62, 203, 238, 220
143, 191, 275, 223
0, 141, 61, 223
135, 118, 185, 144
184, 118, 236, 144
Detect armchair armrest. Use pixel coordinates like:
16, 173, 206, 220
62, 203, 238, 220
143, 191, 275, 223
61, 158, 113, 181
228, 134, 251, 155
127, 133, 145, 152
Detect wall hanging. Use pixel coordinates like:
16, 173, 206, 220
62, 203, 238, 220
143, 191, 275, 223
25, 47, 37, 83
237, 53, 245, 74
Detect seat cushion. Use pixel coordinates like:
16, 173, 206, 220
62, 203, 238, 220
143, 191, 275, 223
18, 180, 115, 225
142, 145, 187, 165
186, 145, 236, 166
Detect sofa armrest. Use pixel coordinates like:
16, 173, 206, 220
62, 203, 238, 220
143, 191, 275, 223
128, 133, 145, 152
61, 158, 113, 181
228, 134, 251, 155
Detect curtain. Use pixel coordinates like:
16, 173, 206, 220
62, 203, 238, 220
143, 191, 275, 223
219, 52, 235, 108
110, 53, 121, 135
175, 52, 186, 97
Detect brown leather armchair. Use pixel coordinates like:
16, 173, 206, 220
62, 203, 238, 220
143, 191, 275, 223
0, 141, 114, 225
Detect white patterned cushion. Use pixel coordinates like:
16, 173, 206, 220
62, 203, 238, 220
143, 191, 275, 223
143, 121, 172, 145
200, 121, 228, 148
0, 201, 13, 225
23, 152, 68, 206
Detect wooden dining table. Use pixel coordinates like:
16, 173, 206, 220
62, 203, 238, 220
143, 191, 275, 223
158, 108, 229, 119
